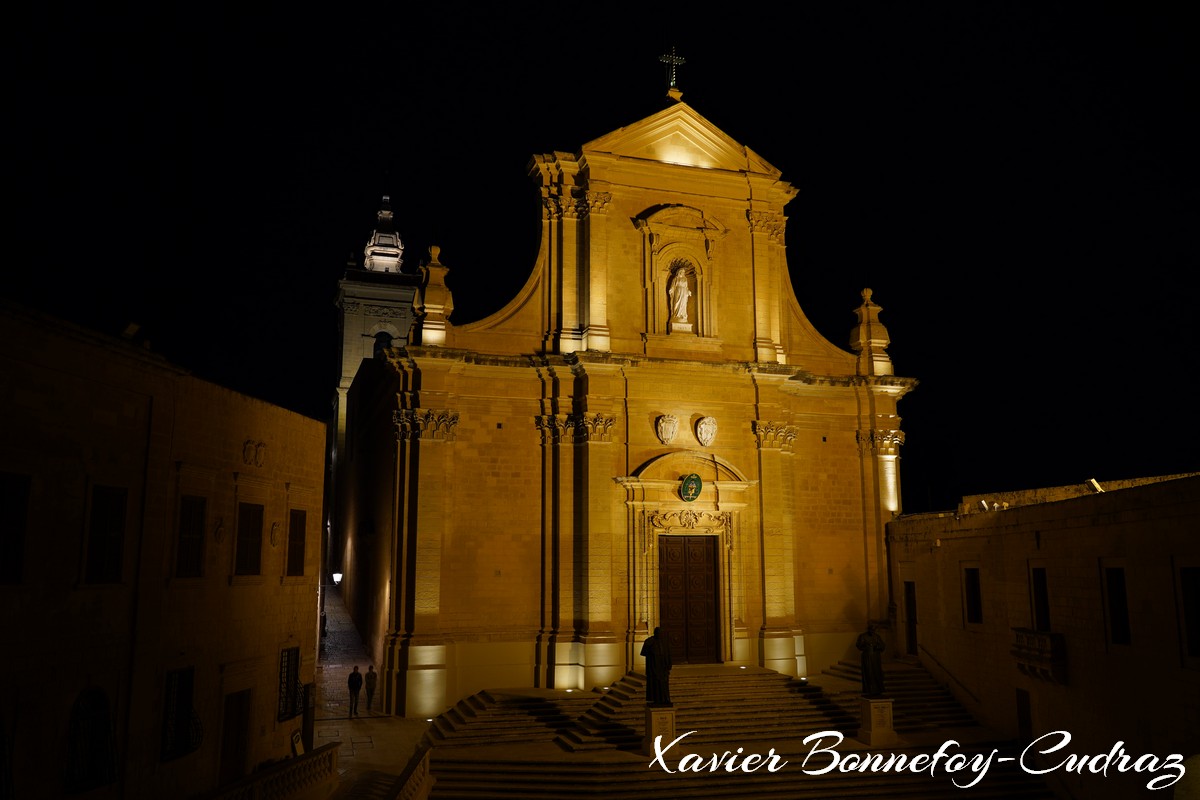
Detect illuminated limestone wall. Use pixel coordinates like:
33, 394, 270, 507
887, 474, 1200, 800
0, 303, 325, 798
334, 99, 915, 717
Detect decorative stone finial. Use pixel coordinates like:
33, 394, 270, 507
416, 245, 453, 346
849, 287, 893, 377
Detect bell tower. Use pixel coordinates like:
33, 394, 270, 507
333, 196, 421, 448
328, 197, 421, 573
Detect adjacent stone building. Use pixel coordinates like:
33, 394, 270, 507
887, 473, 1200, 799
332, 96, 916, 717
0, 302, 327, 798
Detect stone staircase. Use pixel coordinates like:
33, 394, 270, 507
423, 663, 1057, 799
427, 746, 1056, 799
426, 689, 600, 748
819, 658, 979, 732
555, 666, 857, 751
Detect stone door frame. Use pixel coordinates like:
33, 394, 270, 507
616, 452, 755, 666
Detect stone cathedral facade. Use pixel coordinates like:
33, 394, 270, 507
331, 96, 916, 718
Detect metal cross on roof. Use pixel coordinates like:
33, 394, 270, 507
659, 46, 686, 89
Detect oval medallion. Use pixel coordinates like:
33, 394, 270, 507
680, 473, 702, 502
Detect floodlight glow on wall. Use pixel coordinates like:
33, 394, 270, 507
333, 573, 343, 585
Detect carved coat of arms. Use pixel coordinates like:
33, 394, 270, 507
656, 414, 679, 445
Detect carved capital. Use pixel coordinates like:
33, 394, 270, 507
580, 413, 616, 442
538, 413, 615, 444
542, 197, 562, 221
393, 408, 459, 441
561, 197, 587, 220
586, 191, 612, 214
753, 420, 796, 450
748, 210, 786, 243
857, 428, 904, 456
536, 414, 570, 445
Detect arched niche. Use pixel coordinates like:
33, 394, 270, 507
634, 205, 728, 338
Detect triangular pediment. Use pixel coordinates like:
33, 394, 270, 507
583, 101, 779, 176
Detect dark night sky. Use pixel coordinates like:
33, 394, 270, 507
9, 4, 1197, 513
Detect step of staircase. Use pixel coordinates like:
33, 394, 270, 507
429, 741, 1056, 799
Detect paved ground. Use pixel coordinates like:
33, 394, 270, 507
314, 586, 431, 798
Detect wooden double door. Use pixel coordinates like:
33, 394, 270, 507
658, 534, 720, 663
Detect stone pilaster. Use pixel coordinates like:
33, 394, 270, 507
857, 426, 904, 621
577, 409, 623, 689
584, 191, 612, 352
387, 406, 458, 717
748, 208, 788, 364
753, 419, 803, 675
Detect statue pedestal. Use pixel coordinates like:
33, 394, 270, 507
643, 705, 677, 756
857, 696, 897, 747
669, 321, 693, 333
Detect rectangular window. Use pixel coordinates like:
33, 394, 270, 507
85, 485, 127, 584
161, 667, 196, 761
175, 495, 206, 578
1030, 566, 1051, 632
234, 502, 263, 576
1104, 566, 1132, 645
963, 566, 983, 624
278, 647, 302, 721
0, 471, 31, 584
286, 509, 306, 577
1178, 566, 1199, 662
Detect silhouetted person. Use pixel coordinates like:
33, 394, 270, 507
641, 626, 673, 706
856, 623, 886, 697
365, 665, 377, 712
347, 666, 363, 717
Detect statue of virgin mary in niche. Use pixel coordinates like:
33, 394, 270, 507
668, 266, 692, 324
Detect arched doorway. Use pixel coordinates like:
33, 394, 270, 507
617, 451, 756, 665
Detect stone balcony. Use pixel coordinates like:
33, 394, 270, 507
1011, 627, 1067, 684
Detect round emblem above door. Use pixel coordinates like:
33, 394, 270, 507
680, 473, 702, 502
